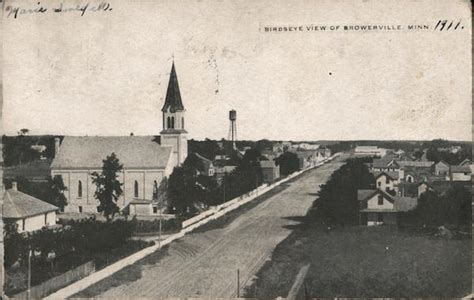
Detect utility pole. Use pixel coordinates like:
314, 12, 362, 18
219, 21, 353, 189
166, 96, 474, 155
158, 198, 162, 248
223, 177, 226, 204
27, 248, 32, 300
237, 269, 240, 298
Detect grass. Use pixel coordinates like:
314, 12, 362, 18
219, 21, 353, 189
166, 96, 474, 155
245, 223, 471, 298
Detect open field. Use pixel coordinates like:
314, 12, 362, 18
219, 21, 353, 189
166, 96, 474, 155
74, 156, 346, 298
246, 221, 471, 298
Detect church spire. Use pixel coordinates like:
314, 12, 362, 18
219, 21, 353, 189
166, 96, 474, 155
161, 62, 185, 113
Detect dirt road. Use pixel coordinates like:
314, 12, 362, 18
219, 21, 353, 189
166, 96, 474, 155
88, 157, 345, 298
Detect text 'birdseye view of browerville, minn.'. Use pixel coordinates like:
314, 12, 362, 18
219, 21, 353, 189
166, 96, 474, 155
0, 0, 472, 299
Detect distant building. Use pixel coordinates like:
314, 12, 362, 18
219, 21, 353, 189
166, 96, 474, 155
260, 160, 280, 183
192, 153, 215, 177
358, 189, 417, 226
3, 182, 59, 233
354, 146, 388, 157
417, 181, 471, 198
434, 160, 450, 176
51, 63, 189, 213
374, 171, 399, 194
447, 165, 471, 181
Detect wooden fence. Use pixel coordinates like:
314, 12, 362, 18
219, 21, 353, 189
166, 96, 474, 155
12, 261, 95, 299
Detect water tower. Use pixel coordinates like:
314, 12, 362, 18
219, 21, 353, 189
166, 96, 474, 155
228, 109, 237, 149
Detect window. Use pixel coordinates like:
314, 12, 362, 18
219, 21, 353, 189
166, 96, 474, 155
378, 181, 381, 187
78, 206, 83, 213
153, 180, 158, 199
153, 207, 158, 214
134, 180, 139, 198
378, 195, 383, 205
78, 180, 83, 198
22, 219, 26, 231
385, 177, 389, 184
167, 117, 171, 129
171, 117, 175, 129
45, 214, 48, 226
182, 117, 184, 129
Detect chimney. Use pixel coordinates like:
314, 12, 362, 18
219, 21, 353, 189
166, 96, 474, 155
11, 181, 17, 191
54, 137, 60, 157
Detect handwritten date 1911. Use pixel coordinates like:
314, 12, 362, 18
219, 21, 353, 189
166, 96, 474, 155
5, 1, 113, 19
434, 20, 464, 31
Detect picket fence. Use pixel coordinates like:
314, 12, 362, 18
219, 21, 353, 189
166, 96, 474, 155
13, 261, 95, 299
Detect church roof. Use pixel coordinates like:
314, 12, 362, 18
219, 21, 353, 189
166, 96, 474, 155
51, 136, 173, 170
3, 189, 59, 219
162, 62, 185, 113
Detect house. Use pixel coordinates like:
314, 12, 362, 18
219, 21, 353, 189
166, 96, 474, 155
417, 181, 471, 197
260, 160, 280, 183
374, 171, 399, 194
191, 153, 215, 176
358, 189, 417, 226
459, 158, 471, 166
434, 160, 450, 176
2, 182, 59, 233
397, 160, 434, 178
51, 63, 189, 213
447, 165, 471, 181
369, 155, 399, 172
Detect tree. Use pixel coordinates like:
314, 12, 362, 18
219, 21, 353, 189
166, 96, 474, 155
314, 158, 374, 226
167, 166, 196, 216
412, 150, 424, 160
275, 152, 300, 176
91, 153, 124, 221
47, 175, 68, 211
17, 128, 30, 136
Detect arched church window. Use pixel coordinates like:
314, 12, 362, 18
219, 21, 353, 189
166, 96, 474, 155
78, 180, 83, 198
134, 180, 139, 198
171, 117, 175, 129
167, 117, 171, 129
153, 180, 158, 199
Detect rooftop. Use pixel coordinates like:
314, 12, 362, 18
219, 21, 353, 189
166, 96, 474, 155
3, 188, 59, 219
51, 136, 173, 169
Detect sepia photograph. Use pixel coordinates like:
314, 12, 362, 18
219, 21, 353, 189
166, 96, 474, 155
0, 0, 472, 298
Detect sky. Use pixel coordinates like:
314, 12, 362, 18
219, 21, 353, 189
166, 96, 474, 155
2, 0, 472, 141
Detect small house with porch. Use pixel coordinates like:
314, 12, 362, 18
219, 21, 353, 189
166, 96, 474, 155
358, 189, 417, 226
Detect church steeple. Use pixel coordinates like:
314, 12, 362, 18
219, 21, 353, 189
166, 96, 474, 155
160, 62, 188, 167
162, 62, 185, 113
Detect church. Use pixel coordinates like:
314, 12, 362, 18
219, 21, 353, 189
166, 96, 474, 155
51, 63, 188, 213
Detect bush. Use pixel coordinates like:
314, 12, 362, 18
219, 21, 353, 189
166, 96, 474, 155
4, 219, 136, 268
401, 185, 471, 227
